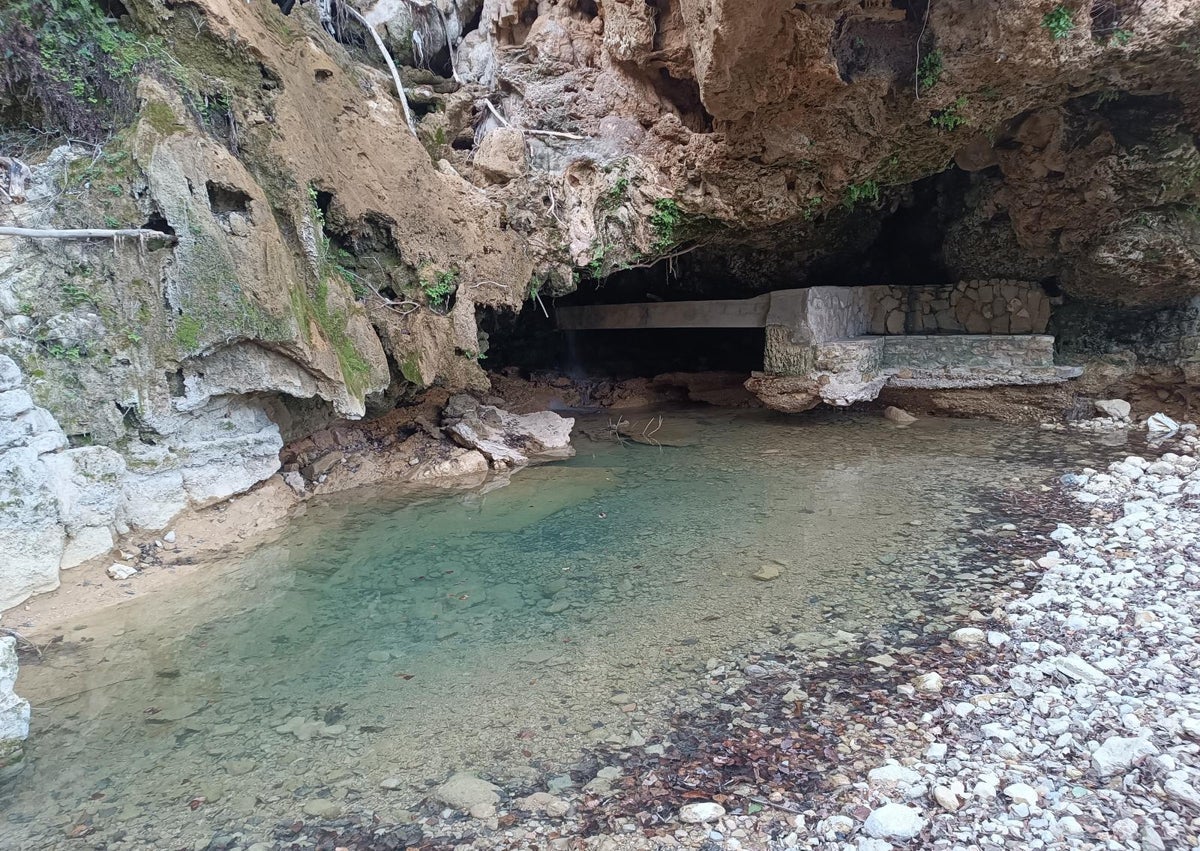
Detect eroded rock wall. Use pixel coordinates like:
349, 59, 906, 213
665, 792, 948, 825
2, 0, 1200, 606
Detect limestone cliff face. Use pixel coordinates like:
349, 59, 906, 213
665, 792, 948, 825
1, 0, 1199, 606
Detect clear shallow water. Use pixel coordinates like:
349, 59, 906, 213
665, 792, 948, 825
0, 408, 1130, 849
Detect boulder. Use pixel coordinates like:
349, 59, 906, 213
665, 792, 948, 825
1147, 412, 1180, 434
474, 127, 527, 184
1094, 398, 1131, 419
1092, 736, 1159, 776
751, 564, 781, 581
433, 772, 500, 812
884, 405, 917, 424
443, 395, 574, 465
950, 627, 986, 646
679, 801, 725, 823
0, 637, 30, 783
863, 802, 926, 840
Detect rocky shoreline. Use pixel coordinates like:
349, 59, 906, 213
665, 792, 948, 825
262, 421, 1200, 851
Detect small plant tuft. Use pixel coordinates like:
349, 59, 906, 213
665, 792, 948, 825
1043, 5, 1076, 40
649, 198, 684, 251
917, 50, 944, 93
930, 96, 969, 132
601, 177, 631, 210
422, 269, 458, 308
843, 181, 880, 208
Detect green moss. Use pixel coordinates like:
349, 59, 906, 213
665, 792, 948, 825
175, 315, 203, 351
289, 278, 372, 400
399, 353, 423, 386
143, 101, 182, 135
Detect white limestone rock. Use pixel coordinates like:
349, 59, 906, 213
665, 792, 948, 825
444, 395, 574, 465
884, 405, 917, 424
0, 637, 30, 783
950, 627, 986, 646
1094, 398, 1131, 419
1092, 736, 1159, 776
107, 563, 138, 581
1051, 653, 1109, 684
678, 801, 725, 823
433, 772, 500, 812
863, 803, 926, 840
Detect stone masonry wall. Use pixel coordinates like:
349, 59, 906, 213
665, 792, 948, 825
882, 334, 1056, 369
869, 281, 1051, 336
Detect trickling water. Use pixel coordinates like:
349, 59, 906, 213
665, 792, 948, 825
0, 408, 1129, 849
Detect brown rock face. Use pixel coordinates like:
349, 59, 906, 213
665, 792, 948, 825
474, 127, 528, 183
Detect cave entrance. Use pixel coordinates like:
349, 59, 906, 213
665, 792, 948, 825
482, 300, 765, 379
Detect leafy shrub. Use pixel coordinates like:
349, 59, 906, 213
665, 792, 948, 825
1043, 5, 1076, 40
843, 180, 880, 208
650, 198, 683, 250
917, 50, 943, 92
930, 96, 969, 132
422, 270, 458, 307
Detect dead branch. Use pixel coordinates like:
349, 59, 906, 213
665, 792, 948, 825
621, 239, 709, 272
0, 627, 43, 658
435, 4, 463, 84
915, 1, 931, 100
341, 4, 418, 137
534, 289, 550, 319
0, 226, 176, 242
480, 99, 586, 141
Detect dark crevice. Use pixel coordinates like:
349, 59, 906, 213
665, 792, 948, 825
832, 5, 923, 86
166, 370, 186, 398
206, 181, 252, 216
651, 69, 713, 133
142, 211, 175, 235
96, 0, 130, 17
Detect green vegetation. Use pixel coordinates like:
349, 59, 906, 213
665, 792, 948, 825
297, 186, 374, 396
843, 180, 880, 208
930, 96, 969, 132
917, 50, 944, 93
399, 353, 422, 385
175, 315, 203, 351
1109, 29, 1132, 45
803, 196, 824, 221
143, 101, 183, 135
422, 269, 458, 309
586, 245, 608, 278
46, 343, 84, 362
0, 0, 159, 142
1042, 5, 1076, 40
601, 177, 631, 210
60, 278, 92, 308
650, 198, 684, 251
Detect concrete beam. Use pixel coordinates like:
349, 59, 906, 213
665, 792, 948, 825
556, 292, 775, 330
